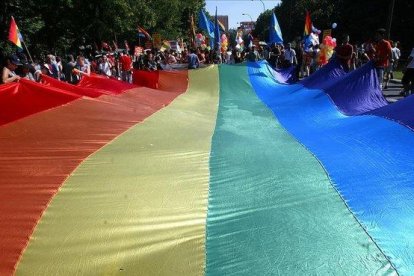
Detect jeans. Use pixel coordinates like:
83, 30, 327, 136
376, 67, 384, 88
121, 71, 132, 83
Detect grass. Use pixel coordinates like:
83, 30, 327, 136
393, 71, 403, 80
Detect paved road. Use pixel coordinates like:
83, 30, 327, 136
383, 80, 404, 103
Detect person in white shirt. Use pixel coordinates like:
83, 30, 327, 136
401, 48, 414, 96
73, 56, 91, 83
99, 55, 112, 77
226, 50, 234, 64
392, 43, 401, 69
284, 43, 297, 67
385, 42, 402, 88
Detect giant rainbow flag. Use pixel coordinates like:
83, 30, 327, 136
0, 60, 413, 275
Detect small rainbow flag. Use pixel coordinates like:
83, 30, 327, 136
8, 16, 23, 49
138, 26, 152, 40
304, 10, 312, 36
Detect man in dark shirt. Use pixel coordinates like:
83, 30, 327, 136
64, 55, 77, 84
247, 46, 259, 62
295, 42, 304, 79
269, 43, 281, 68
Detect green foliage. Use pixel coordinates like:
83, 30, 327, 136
0, 0, 45, 56
0, 0, 205, 57
252, 10, 273, 41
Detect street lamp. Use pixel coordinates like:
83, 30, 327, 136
242, 13, 253, 22
251, 0, 266, 12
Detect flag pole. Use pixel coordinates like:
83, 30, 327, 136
21, 40, 34, 64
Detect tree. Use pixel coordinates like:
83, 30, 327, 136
0, 0, 45, 57
0, 0, 206, 59
252, 10, 273, 42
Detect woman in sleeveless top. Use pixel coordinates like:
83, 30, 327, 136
2, 55, 22, 84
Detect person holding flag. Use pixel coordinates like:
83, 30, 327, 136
2, 55, 22, 84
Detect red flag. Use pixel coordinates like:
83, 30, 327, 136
8, 16, 23, 49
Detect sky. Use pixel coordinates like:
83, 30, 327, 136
205, 0, 282, 29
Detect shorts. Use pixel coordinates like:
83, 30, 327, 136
121, 71, 132, 83
385, 62, 394, 74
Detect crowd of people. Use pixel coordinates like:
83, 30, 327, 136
1, 29, 414, 96
186, 28, 413, 97
257, 28, 413, 95
0, 46, 189, 85
2, 53, 94, 85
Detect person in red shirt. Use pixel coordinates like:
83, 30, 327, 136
335, 34, 354, 72
373, 28, 392, 89
119, 50, 132, 83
